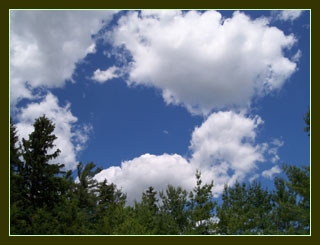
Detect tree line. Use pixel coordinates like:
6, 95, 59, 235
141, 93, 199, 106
10, 112, 310, 235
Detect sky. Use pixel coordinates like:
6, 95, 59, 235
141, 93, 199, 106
10, 10, 310, 205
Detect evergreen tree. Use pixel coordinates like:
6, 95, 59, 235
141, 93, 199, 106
304, 107, 310, 136
187, 170, 216, 234
217, 181, 272, 235
95, 179, 127, 234
10, 118, 30, 234
217, 182, 248, 234
10, 118, 24, 206
270, 176, 298, 234
134, 186, 160, 234
74, 162, 102, 233
76, 162, 101, 210
159, 185, 189, 234
11, 115, 70, 234
270, 165, 310, 234
21, 115, 65, 209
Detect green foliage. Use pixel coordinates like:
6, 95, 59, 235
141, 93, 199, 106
270, 165, 310, 234
159, 185, 189, 234
10, 114, 310, 235
21, 116, 65, 209
217, 181, 272, 234
304, 107, 310, 136
187, 170, 216, 234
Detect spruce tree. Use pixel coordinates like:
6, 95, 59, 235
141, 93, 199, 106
21, 115, 64, 209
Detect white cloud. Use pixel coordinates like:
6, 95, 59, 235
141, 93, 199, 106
95, 153, 195, 204
275, 10, 303, 22
15, 93, 91, 170
262, 165, 281, 179
10, 10, 116, 104
94, 111, 266, 204
292, 49, 302, 62
92, 66, 120, 83
268, 138, 284, 163
249, 174, 260, 182
108, 10, 297, 115
189, 111, 264, 191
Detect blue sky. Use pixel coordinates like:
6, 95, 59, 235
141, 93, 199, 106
10, 10, 310, 204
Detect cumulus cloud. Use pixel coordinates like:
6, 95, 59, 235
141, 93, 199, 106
189, 111, 264, 187
262, 165, 281, 179
108, 10, 297, 115
92, 66, 120, 83
10, 10, 116, 104
94, 111, 266, 204
95, 153, 195, 204
274, 10, 303, 22
15, 93, 92, 170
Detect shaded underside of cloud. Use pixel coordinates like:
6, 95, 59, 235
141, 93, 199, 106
108, 10, 297, 115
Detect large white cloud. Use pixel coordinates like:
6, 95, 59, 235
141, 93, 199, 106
108, 10, 297, 115
10, 10, 116, 104
95, 111, 267, 204
95, 153, 195, 204
15, 93, 92, 170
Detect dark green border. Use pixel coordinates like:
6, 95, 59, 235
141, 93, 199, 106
3, 2, 314, 244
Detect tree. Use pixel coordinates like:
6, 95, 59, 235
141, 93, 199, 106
246, 181, 273, 234
11, 115, 70, 234
133, 186, 160, 234
304, 107, 310, 136
10, 118, 26, 225
95, 179, 127, 234
187, 170, 216, 234
21, 115, 65, 209
76, 162, 101, 210
10, 118, 32, 234
217, 182, 248, 234
217, 181, 273, 235
270, 165, 310, 234
159, 185, 189, 234
270, 176, 298, 234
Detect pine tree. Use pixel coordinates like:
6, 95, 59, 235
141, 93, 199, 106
133, 186, 160, 234
187, 170, 216, 234
95, 179, 127, 234
304, 107, 310, 136
270, 165, 310, 234
159, 185, 189, 234
217, 181, 273, 235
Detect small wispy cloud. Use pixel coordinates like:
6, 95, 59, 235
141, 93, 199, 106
92, 66, 120, 83
163, 130, 169, 134
268, 138, 284, 163
273, 10, 304, 22
249, 174, 260, 182
262, 165, 281, 179
292, 50, 302, 62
